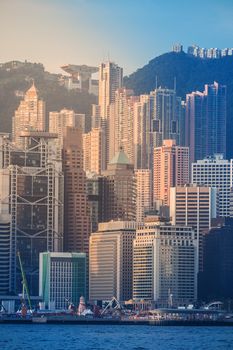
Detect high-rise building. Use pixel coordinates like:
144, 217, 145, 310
192, 154, 233, 217
153, 140, 189, 206
83, 127, 105, 175
200, 222, 233, 301
0, 132, 63, 295
133, 220, 198, 305
98, 62, 123, 119
186, 82, 226, 163
101, 149, 136, 222
49, 109, 85, 149
63, 127, 90, 254
39, 252, 86, 309
109, 88, 138, 164
89, 221, 137, 302
150, 88, 181, 148
170, 185, 217, 271
135, 169, 152, 222
86, 171, 103, 233
12, 83, 45, 147
0, 214, 11, 295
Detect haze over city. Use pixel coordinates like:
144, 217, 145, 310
1, 0, 233, 74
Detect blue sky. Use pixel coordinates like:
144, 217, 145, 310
1, 0, 233, 75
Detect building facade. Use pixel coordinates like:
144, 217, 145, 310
170, 185, 217, 271
153, 139, 189, 206
63, 127, 90, 254
39, 252, 86, 309
192, 155, 233, 217
0, 132, 64, 295
133, 221, 198, 305
186, 82, 226, 163
101, 150, 136, 222
12, 83, 45, 148
89, 221, 137, 302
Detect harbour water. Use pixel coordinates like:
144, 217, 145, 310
0, 325, 233, 350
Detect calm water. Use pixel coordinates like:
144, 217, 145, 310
0, 325, 233, 350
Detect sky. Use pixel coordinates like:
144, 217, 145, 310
1, 0, 233, 75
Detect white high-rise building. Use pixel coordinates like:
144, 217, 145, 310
133, 220, 198, 305
49, 109, 85, 149
170, 185, 217, 271
192, 154, 233, 217
98, 62, 123, 119
12, 83, 45, 147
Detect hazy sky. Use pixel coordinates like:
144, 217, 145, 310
1, 0, 233, 75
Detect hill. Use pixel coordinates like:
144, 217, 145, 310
124, 52, 233, 158
0, 61, 97, 133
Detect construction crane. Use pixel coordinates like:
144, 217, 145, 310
17, 252, 32, 312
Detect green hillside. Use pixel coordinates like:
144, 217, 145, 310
0, 61, 97, 133
124, 51, 233, 158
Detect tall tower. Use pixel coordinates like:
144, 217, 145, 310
98, 61, 123, 119
170, 185, 217, 271
0, 132, 63, 295
49, 109, 84, 149
109, 88, 137, 164
12, 83, 45, 147
63, 127, 90, 254
101, 149, 136, 222
186, 82, 226, 163
135, 169, 152, 222
153, 139, 189, 206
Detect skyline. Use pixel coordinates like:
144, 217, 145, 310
1, 0, 233, 75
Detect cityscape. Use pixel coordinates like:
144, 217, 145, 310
1, 0, 233, 349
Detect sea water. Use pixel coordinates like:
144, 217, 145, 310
0, 324, 233, 350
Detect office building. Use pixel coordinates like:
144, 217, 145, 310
63, 127, 90, 254
89, 221, 137, 302
12, 83, 45, 147
170, 185, 217, 271
86, 171, 103, 233
153, 140, 189, 206
0, 132, 63, 295
39, 252, 86, 309
0, 214, 11, 295
101, 149, 136, 222
200, 223, 233, 301
192, 154, 233, 217
135, 169, 152, 222
133, 220, 198, 305
186, 82, 226, 163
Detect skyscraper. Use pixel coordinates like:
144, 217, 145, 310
170, 185, 217, 271
133, 220, 198, 305
98, 62, 123, 119
192, 154, 233, 217
63, 127, 90, 254
0, 132, 64, 295
186, 82, 226, 163
135, 169, 152, 222
12, 83, 45, 147
83, 127, 105, 175
153, 140, 189, 206
109, 88, 138, 164
89, 221, 137, 302
49, 108, 85, 149
101, 149, 136, 222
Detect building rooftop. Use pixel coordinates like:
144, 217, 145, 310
109, 149, 131, 165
